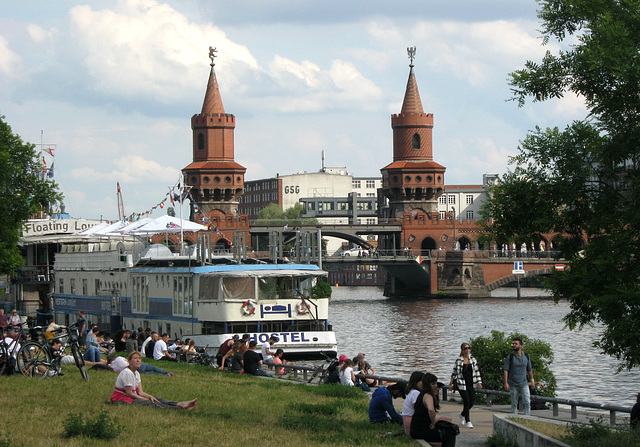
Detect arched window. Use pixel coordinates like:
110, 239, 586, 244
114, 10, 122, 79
198, 133, 205, 150
412, 133, 420, 150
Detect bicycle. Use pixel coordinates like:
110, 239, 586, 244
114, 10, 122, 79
307, 351, 339, 384
18, 321, 88, 381
0, 324, 28, 375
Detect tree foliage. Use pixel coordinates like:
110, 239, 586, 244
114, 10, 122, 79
479, 0, 640, 369
470, 331, 556, 398
0, 116, 62, 274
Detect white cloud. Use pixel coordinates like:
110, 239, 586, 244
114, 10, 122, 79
68, 0, 257, 101
0, 35, 21, 77
70, 155, 179, 184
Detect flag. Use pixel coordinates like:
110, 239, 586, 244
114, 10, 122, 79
47, 162, 55, 178
44, 146, 55, 157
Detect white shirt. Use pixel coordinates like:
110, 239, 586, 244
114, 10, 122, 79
340, 367, 354, 386
402, 389, 421, 416
153, 339, 168, 360
261, 342, 273, 361
115, 367, 140, 391
3, 337, 20, 358
109, 356, 130, 373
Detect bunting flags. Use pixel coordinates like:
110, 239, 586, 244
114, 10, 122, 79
47, 162, 55, 178
44, 146, 55, 157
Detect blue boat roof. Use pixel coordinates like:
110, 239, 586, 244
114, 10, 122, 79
130, 263, 322, 274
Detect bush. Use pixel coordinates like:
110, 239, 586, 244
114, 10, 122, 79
63, 410, 124, 440
562, 418, 640, 447
310, 279, 332, 299
470, 331, 556, 401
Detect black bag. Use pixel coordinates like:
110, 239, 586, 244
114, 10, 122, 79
435, 420, 460, 436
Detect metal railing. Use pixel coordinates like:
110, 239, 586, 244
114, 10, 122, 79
258, 363, 633, 425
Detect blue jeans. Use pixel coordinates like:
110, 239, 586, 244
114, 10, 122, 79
254, 368, 270, 377
83, 346, 101, 362
510, 383, 531, 415
139, 362, 170, 375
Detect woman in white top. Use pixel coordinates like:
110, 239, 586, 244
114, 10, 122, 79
402, 371, 425, 435
109, 351, 197, 410
8, 310, 20, 327
339, 359, 356, 386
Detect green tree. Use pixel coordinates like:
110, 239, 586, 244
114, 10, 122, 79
470, 331, 556, 399
167, 206, 175, 217
257, 203, 285, 220
0, 116, 62, 274
480, 0, 640, 369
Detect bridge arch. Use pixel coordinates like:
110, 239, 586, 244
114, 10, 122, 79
457, 236, 471, 250
421, 236, 438, 255
484, 268, 553, 292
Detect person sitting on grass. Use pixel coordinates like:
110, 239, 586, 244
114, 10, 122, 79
220, 341, 243, 373
110, 352, 196, 409
369, 381, 406, 424
106, 354, 175, 376
243, 340, 270, 377
153, 333, 177, 362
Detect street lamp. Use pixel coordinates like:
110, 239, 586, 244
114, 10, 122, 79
451, 207, 456, 250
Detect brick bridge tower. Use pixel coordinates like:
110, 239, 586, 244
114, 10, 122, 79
380, 47, 446, 220
183, 47, 249, 247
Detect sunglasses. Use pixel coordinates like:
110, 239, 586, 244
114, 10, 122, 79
463, 347, 471, 350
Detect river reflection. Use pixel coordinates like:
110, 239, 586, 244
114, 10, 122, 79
330, 286, 640, 407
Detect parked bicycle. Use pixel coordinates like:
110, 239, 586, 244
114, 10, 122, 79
308, 351, 339, 384
18, 321, 88, 381
0, 324, 28, 375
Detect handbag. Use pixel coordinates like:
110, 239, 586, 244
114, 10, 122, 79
435, 420, 460, 437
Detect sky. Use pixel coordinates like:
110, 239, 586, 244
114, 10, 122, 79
0, 0, 587, 221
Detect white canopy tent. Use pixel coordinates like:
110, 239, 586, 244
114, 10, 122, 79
130, 215, 207, 236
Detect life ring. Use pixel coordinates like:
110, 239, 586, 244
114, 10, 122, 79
242, 300, 256, 315
296, 300, 310, 315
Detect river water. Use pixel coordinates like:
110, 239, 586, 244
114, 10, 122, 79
329, 286, 640, 407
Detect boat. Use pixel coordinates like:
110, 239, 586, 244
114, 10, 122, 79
51, 233, 337, 359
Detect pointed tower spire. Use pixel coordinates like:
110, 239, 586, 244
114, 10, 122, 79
201, 46, 225, 115
401, 47, 424, 114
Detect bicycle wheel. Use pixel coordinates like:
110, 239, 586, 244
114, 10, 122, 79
17, 341, 52, 379
71, 344, 89, 381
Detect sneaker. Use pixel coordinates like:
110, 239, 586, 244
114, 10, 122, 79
459, 413, 465, 425
466, 421, 474, 429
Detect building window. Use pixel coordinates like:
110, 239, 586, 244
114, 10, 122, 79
197, 133, 205, 150
366, 193, 375, 197
352, 180, 361, 189
70, 278, 76, 295
448, 195, 456, 204
82, 279, 87, 295
466, 210, 474, 219
439, 211, 446, 220
59, 278, 64, 294
412, 133, 421, 150
439, 195, 447, 204
366, 218, 376, 225
466, 195, 474, 204
366, 180, 375, 188
95, 279, 100, 294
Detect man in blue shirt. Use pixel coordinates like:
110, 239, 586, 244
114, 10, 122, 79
369, 381, 406, 424
503, 337, 534, 415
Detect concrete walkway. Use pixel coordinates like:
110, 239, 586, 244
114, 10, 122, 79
394, 398, 626, 447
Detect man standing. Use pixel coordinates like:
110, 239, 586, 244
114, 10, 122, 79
77, 310, 87, 348
504, 337, 534, 415
243, 340, 270, 377
0, 309, 9, 328
153, 333, 177, 362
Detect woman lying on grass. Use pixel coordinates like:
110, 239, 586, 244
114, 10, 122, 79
110, 351, 197, 410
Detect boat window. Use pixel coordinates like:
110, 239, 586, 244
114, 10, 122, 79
258, 277, 277, 300
222, 277, 255, 301
199, 277, 221, 301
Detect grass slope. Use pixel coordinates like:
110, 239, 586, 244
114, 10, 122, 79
1, 361, 414, 447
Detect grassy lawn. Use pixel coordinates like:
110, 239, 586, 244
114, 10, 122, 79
1, 361, 414, 447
